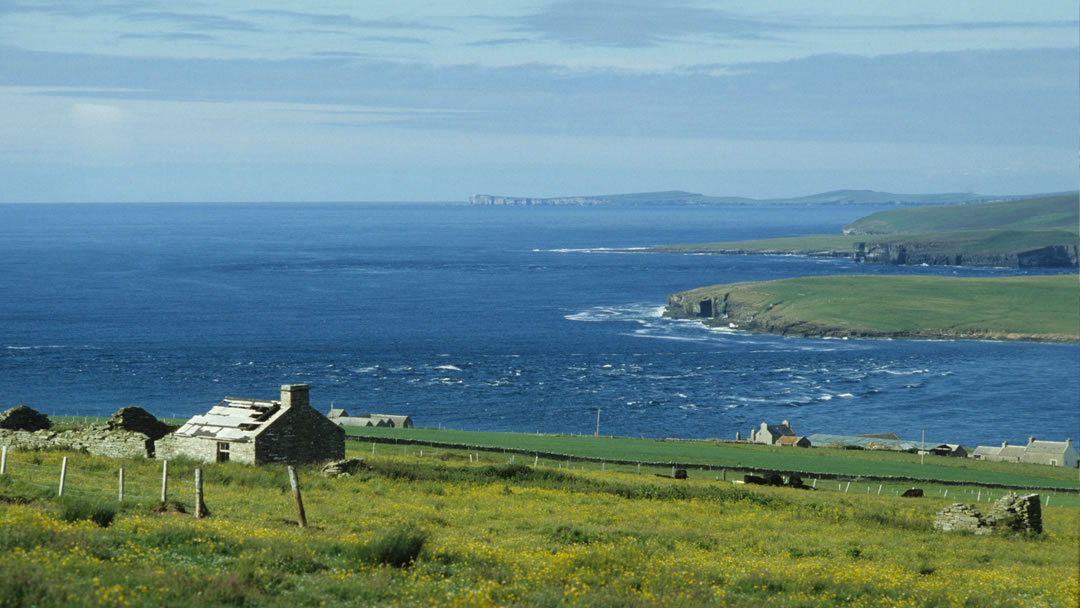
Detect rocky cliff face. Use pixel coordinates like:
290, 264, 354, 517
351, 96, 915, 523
854, 242, 1078, 267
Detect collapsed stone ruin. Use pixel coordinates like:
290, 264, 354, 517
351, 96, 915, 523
933, 493, 1042, 535
0, 405, 172, 459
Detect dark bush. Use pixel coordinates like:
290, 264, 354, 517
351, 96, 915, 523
58, 496, 116, 528
361, 525, 428, 568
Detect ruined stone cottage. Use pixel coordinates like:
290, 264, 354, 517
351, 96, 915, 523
157, 384, 345, 465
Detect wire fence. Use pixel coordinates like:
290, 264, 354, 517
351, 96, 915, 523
0, 448, 191, 511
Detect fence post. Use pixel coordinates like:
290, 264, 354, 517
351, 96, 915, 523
161, 460, 169, 504
943, 488, 948, 498
877, 484, 882, 495
288, 466, 307, 528
1, 445, 6, 475
534, 454, 538, 467
195, 468, 207, 519
844, 482, 850, 493
372, 443, 375, 455
811, 478, 817, 488
119, 468, 124, 502
58, 456, 68, 496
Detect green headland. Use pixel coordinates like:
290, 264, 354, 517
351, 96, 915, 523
666, 274, 1080, 342
649, 194, 1079, 268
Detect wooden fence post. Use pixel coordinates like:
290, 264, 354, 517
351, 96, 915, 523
119, 468, 124, 502
1, 445, 7, 475
161, 460, 169, 504
195, 469, 207, 519
58, 456, 68, 496
288, 466, 307, 528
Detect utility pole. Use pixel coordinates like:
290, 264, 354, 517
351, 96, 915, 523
921, 428, 925, 465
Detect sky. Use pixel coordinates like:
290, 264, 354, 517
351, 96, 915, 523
0, 1, 1077, 202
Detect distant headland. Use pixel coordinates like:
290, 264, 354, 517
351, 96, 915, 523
467, 189, 1063, 207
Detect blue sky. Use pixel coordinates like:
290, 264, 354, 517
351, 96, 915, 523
1, 1, 1076, 202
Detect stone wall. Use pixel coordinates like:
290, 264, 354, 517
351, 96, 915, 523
934, 494, 1042, 535
255, 404, 345, 465
0, 426, 152, 459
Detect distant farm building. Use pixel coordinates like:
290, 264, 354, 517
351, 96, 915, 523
327, 408, 413, 428
973, 437, 1077, 467
750, 420, 795, 445
157, 384, 345, 465
776, 435, 812, 448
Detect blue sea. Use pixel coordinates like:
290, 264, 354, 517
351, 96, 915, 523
2, 203, 1077, 447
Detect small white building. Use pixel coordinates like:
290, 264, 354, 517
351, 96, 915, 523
750, 420, 795, 445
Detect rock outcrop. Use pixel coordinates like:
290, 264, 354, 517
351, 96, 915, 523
321, 458, 369, 478
854, 242, 1078, 268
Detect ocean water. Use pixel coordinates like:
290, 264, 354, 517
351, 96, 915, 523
1, 202, 1077, 447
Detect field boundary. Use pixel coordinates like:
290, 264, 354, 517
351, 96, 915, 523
345, 435, 1079, 493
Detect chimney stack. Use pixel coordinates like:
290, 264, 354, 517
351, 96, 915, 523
1001, 440, 1008, 448
280, 384, 310, 409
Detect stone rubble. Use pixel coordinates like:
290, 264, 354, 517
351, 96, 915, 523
933, 493, 1042, 535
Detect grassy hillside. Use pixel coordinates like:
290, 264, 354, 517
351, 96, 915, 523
649, 193, 1079, 268
669, 274, 1080, 342
843, 194, 1079, 235
0, 447, 1076, 607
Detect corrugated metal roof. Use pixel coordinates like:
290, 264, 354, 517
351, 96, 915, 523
807, 433, 945, 451
173, 398, 281, 441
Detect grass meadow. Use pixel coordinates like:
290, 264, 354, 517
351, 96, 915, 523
0, 444, 1077, 607
672, 275, 1080, 341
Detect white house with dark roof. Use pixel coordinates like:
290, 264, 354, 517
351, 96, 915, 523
157, 384, 345, 465
750, 420, 795, 445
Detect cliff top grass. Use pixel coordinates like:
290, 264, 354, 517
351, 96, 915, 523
651, 229, 1079, 256
843, 194, 1079, 235
674, 274, 1080, 341
648, 193, 1079, 259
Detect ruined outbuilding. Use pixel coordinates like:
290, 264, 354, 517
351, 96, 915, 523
0, 405, 52, 432
934, 494, 1043, 535
157, 384, 345, 465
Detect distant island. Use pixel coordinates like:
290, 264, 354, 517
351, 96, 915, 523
468, 189, 1061, 207
648, 194, 1079, 268
666, 275, 1080, 343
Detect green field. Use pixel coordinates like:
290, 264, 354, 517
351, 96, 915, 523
648, 194, 1079, 266
0, 446, 1077, 607
671, 274, 1080, 341
343, 426, 1079, 490
843, 194, 1079, 235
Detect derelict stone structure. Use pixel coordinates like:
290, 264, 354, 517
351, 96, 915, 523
157, 384, 345, 465
933, 494, 1042, 535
